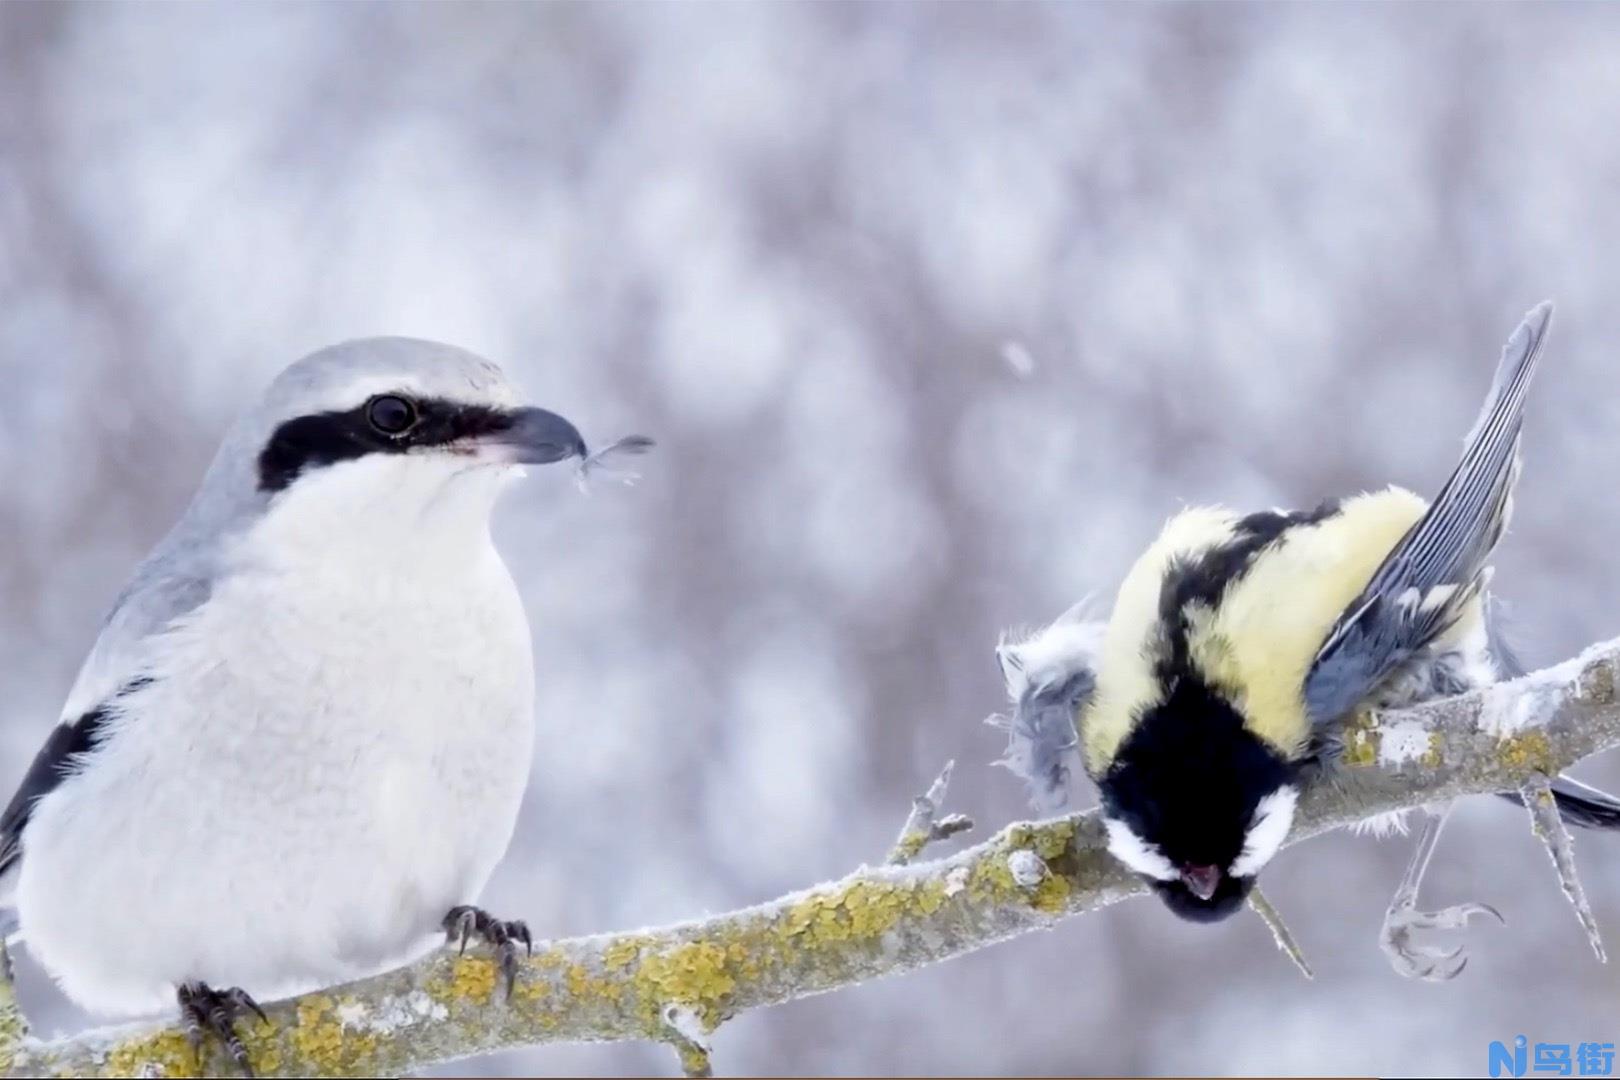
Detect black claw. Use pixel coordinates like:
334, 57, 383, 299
498, 942, 519, 1000
442, 905, 532, 1001
178, 982, 268, 1078
227, 986, 270, 1027
443, 905, 484, 955
181, 1002, 205, 1052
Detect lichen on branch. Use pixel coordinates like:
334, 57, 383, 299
4, 635, 1619, 1078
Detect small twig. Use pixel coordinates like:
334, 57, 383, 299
1247, 888, 1314, 980
1521, 775, 1607, 962
887, 761, 975, 866
661, 1004, 714, 1079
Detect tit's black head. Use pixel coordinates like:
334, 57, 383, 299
1099, 671, 1297, 923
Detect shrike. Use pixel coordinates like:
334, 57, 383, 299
0, 339, 646, 1072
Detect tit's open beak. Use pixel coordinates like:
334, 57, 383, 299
489, 407, 588, 465
1181, 864, 1222, 902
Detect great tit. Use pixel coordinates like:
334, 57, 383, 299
994, 302, 1620, 929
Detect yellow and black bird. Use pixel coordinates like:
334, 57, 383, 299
993, 303, 1620, 976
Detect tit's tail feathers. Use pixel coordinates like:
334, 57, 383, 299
1550, 776, 1620, 830
1499, 776, 1620, 831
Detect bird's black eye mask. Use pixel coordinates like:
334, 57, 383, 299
257, 395, 516, 492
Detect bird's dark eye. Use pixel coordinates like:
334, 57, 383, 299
366, 395, 418, 436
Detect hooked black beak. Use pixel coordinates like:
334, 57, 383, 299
492, 407, 588, 465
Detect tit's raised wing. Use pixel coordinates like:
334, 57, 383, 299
1304, 302, 1553, 729
991, 601, 1105, 812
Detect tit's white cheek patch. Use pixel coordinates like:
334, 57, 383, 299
1103, 817, 1179, 881
1230, 786, 1298, 879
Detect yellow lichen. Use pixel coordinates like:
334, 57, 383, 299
770, 874, 953, 961
1421, 732, 1444, 769
604, 937, 650, 971
956, 820, 1084, 913
1003, 824, 1036, 848
0, 1015, 22, 1074
532, 947, 568, 970
289, 993, 379, 1076
636, 940, 736, 1027
1339, 712, 1379, 768
968, 851, 1020, 903
509, 974, 547, 1006
1498, 729, 1557, 775
1031, 819, 1077, 862
726, 939, 764, 981
889, 830, 929, 863
242, 1019, 283, 1076
842, 880, 907, 938
449, 955, 498, 1004
780, 897, 816, 938
0, 955, 22, 1076
103, 1029, 201, 1079
1579, 658, 1615, 704
1030, 872, 1072, 913
292, 995, 343, 1071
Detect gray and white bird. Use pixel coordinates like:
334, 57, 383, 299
0, 339, 645, 1070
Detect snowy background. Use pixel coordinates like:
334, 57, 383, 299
4, 3, 1620, 1075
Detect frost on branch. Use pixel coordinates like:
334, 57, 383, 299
5, 635, 1620, 1078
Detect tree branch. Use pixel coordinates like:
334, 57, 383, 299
0, 940, 26, 1077
5, 635, 1620, 1078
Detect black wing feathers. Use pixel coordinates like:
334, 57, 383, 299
0, 682, 141, 881
1304, 303, 1553, 727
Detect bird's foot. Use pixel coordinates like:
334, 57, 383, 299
443, 904, 533, 1000
1379, 900, 1504, 981
177, 981, 268, 1077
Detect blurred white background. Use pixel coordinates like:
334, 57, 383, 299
3, 2, 1619, 1075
